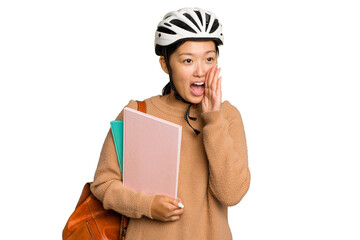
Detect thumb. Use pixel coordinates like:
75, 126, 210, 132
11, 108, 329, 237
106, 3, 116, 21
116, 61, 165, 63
174, 197, 184, 209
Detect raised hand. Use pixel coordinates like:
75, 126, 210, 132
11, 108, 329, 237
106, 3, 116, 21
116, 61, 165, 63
201, 65, 222, 113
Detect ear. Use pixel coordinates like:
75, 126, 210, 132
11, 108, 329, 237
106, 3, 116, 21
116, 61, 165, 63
159, 56, 169, 74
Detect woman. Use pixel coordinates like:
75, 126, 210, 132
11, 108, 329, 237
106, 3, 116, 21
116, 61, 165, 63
91, 7, 250, 239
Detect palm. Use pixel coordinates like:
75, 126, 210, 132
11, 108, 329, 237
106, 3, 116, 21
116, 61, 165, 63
202, 66, 222, 112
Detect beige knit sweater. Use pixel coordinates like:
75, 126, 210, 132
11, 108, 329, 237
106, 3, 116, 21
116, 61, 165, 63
90, 93, 250, 240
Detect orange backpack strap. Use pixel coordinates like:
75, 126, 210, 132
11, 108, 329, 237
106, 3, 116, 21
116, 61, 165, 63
137, 100, 146, 113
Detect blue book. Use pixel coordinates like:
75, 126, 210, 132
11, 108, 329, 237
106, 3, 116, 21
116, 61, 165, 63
110, 120, 124, 176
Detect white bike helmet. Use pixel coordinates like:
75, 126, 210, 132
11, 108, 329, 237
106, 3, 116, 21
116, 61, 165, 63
155, 8, 224, 136
155, 7, 224, 55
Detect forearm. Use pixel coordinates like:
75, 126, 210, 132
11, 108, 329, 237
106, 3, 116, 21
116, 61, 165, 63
90, 100, 154, 219
90, 130, 154, 218
202, 104, 250, 206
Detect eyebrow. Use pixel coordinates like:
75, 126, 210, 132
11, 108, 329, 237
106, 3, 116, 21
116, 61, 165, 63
177, 50, 216, 57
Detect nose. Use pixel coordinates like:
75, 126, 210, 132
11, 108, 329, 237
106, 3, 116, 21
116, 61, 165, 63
194, 62, 206, 78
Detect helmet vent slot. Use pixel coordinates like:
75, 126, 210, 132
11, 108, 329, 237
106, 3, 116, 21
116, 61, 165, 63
194, 10, 203, 25
209, 19, 219, 34
170, 19, 197, 33
157, 26, 176, 35
205, 13, 211, 32
183, 13, 201, 32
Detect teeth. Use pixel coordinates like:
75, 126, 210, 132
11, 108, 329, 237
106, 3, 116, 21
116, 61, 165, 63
194, 82, 204, 86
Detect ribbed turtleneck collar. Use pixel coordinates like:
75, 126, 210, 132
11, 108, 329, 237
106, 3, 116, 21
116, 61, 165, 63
152, 90, 202, 135
150, 90, 202, 118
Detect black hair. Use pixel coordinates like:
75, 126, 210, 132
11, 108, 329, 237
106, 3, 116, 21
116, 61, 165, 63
157, 40, 220, 96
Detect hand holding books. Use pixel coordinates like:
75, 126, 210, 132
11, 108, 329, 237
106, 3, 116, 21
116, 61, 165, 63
151, 195, 184, 222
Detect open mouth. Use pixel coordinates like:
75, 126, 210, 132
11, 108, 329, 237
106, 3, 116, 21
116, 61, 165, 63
190, 82, 205, 96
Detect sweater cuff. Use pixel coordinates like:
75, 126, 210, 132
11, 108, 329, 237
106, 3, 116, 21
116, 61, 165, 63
201, 110, 223, 125
138, 193, 155, 219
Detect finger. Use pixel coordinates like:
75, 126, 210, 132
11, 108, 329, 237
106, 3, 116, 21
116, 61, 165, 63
164, 208, 184, 221
176, 197, 183, 206
167, 207, 184, 217
211, 67, 221, 92
163, 203, 178, 213
206, 65, 216, 90
204, 83, 209, 98
165, 215, 180, 222
170, 198, 181, 207
172, 208, 184, 216
167, 198, 184, 210
175, 200, 184, 209
217, 76, 222, 97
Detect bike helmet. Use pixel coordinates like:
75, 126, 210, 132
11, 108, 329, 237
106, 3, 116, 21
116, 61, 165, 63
155, 8, 224, 135
155, 7, 224, 55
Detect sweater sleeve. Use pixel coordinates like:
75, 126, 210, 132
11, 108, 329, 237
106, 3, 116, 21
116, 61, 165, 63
201, 101, 250, 206
90, 100, 154, 219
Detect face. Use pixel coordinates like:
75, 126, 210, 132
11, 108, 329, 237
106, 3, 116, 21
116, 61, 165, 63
161, 41, 218, 104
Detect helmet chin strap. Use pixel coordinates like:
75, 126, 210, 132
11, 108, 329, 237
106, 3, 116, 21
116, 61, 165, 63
170, 78, 201, 136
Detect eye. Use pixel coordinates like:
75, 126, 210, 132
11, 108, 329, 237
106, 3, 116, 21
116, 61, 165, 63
184, 59, 192, 64
206, 57, 214, 62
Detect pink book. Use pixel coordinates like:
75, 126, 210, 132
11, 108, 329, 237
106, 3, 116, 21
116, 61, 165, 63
123, 107, 182, 198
